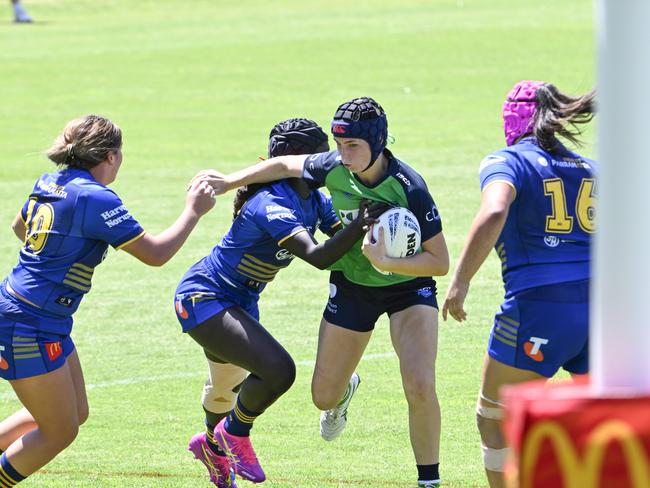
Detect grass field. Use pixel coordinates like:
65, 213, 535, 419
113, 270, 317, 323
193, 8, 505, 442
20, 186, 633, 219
0, 1, 595, 486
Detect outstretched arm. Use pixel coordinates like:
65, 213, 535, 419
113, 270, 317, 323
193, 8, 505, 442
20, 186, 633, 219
193, 155, 307, 195
121, 178, 216, 266
442, 181, 515, 322
281, 201, 389, 270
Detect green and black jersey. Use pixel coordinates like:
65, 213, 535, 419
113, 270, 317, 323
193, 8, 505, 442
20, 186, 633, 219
302, 149, 442, 287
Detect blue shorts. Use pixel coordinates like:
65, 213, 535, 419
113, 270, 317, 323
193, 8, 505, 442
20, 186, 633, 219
323, 271, 438, 332
0, 285, 76, 380
488, 280, 589, 377
175, 261, 260, 333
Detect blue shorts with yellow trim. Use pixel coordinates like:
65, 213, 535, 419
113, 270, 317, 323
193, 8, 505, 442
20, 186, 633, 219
487, 280, 589, 378
0, 282, 75, 380
175, 261, 260, 333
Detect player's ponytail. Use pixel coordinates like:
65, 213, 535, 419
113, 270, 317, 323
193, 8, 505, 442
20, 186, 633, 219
533, 84, 596, 153
47, 115, 122, 170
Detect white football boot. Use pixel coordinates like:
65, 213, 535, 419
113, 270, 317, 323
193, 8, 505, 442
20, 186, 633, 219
319, 372, 360, 441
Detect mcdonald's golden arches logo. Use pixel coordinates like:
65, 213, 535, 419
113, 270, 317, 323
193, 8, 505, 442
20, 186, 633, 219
521, 419, 650, 487
45, 341, 62, 362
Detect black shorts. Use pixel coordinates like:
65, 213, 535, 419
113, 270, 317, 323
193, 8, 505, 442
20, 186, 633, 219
323, 271, 438, 332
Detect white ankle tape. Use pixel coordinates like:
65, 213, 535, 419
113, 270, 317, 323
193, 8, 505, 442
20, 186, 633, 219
482, 445, 508, 472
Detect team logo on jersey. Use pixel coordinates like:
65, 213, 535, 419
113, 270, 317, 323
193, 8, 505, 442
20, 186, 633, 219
395, 172, 411, 186
266, 205, 295, 222
0, 346, 8, 370
544, 236, 560, 248
275, 249, 294, 261
524, 337, 549, 362
426, 205, 440, 222
339, 209, 359, 226
45, 341, 62, 362
175, 299, 189, 320
537, 156, 549, 167
56, 295, 74, 308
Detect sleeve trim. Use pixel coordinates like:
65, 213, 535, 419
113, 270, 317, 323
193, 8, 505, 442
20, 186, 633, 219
277, 228, 307, 246
115, 230, 146, 250
482, 179, 517, 198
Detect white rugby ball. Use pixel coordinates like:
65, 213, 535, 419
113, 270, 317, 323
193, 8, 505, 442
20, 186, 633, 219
371, 207, 421, 259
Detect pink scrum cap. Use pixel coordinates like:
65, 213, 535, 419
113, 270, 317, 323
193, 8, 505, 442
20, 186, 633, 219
502, 80, 545, 146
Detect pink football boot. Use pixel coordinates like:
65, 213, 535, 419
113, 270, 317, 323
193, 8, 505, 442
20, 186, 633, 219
214, 418, 266, 483
188, 432, 237, 488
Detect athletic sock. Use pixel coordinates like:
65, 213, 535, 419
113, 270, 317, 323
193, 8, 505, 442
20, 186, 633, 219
0, 453, 26, 487
224, 398, 260, 437
205, 422, 226, 456
417, 463, 440, 483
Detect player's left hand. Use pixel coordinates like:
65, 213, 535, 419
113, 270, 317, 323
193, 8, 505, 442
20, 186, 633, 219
362, 226, 389, 270
442, 279, 470, 322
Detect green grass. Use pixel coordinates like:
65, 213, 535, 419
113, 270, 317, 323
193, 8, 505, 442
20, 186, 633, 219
0, 0, 594, 486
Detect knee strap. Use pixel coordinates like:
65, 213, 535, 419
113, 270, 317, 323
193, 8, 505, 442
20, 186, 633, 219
202, 360, 248, 414
477, 392, 503, 420
482, 445, 509, 472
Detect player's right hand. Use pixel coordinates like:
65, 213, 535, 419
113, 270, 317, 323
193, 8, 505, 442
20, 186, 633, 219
186, 178, 216, 217
442, 279, 470, 322
355, 200, 391, 231
188, 169, 229, 196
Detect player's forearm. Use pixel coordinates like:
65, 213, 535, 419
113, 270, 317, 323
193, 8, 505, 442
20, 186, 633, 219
452, 207, 507, 284
308, 222, 365, 270
378, 250, 449, 277
131, 208, 200, 266
226, 156, 304, 191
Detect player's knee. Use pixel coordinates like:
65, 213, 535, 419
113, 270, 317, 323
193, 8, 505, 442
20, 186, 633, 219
77, 401, 89, 426
267, 354, 296, 396
202, 361, 249, 414
43, 417, 80, 449
477, 398, 508, 472
311, 384, 339, 411
401, 369, 437, 405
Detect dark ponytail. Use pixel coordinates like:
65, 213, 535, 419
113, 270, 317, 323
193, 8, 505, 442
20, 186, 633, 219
533, 84, 596, 153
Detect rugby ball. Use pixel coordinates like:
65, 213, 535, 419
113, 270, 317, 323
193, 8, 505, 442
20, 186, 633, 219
371, 207, 421, 258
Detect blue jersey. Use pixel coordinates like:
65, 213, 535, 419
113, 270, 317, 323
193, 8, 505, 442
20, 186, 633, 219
6, 169, 144, 322
479, 138, 595, 296
203, 180, 340, 299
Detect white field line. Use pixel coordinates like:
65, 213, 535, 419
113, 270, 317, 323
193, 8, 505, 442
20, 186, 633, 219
0, 351, 396, 401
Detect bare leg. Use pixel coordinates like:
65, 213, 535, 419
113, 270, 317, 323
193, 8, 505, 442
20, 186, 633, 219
5, 352, 87, 476
311, 318, 372, 410
0, 409, 36, 451
478, 355, 545, 488
389, 305, 440, 465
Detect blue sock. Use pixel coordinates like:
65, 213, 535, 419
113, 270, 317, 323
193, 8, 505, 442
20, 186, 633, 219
0, 453, 26, 487
224, 398, 260, 437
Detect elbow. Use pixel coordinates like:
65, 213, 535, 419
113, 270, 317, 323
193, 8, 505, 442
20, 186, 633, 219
483, 206, 509, 223
139, 255, 167, 267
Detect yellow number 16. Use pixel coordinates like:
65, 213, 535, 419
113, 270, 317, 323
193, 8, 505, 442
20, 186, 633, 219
544, 178, 596, 234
